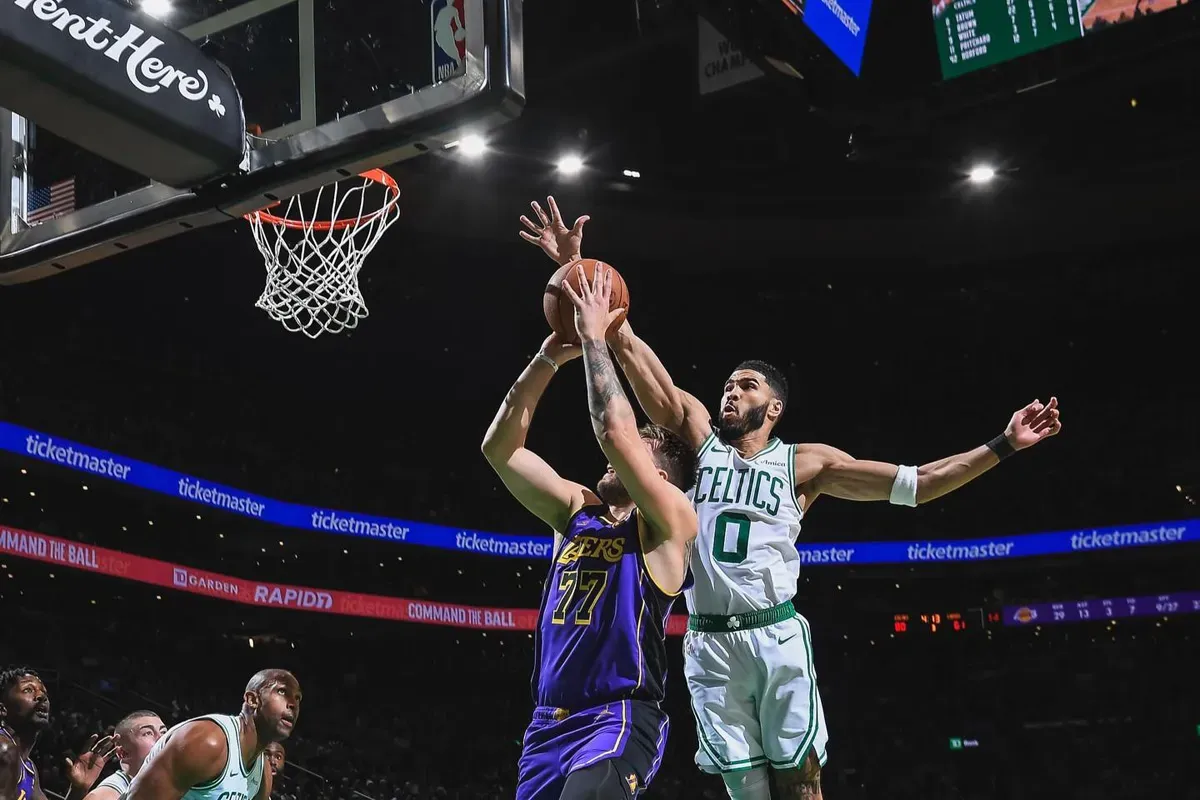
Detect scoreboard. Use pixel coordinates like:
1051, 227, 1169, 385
893, 608, 996, 634
892, 591, 1200, 634
933, 0, 1194, 80
1003, 590, 1200, 626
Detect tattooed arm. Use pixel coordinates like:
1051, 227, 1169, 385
564, 263, 696, 550
580, 337, 695, 538
772, 750, 824, 799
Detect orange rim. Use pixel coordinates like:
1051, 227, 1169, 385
243, 169, 400, 231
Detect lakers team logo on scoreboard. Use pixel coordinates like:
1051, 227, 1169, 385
1013, 606, 1037, 624
431, 0, 467, 84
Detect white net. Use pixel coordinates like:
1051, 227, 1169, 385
245, 170, 401, 338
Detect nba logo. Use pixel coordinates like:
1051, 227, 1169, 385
431, 0, 467, 83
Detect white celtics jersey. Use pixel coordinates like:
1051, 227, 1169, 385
139, 714, 264, 800
95, 769, 131, 796
687, 431, 804, 615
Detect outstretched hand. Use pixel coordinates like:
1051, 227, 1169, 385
65, 733, 116, 791
561, 263, 625, 343
519, 196, 589, 266
1005, 397, 1062, 450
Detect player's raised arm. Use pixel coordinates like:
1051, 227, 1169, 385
563, 265, 698, 546
607, 321, 711, 448
481, 332, 592, 534
516, 196, 710, 449
518, 195, 588, 267
64, 734, 116, 800
123, 722, 226, 800
799, 398, 1063, 508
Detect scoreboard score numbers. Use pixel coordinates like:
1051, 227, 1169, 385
893, 608, 995, 634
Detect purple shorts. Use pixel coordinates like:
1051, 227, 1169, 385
515, 700, 670, 800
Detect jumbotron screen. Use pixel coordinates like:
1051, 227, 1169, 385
933, 0, 1192, 79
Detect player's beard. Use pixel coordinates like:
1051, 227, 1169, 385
717, 400, 769, 440
595, 472, 632, 508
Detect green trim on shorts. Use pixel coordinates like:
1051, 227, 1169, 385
766, 615, 822, 770
688, 600, 795, 633
694, 722, 771, 773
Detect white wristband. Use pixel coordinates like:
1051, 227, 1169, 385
534, 352, 559, 373
889, 464, 918, 507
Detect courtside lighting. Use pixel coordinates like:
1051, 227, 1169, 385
968, 164, 996, 184
459, 134, 487, 157
557, 154, 585, 176
141, 0, 173, 19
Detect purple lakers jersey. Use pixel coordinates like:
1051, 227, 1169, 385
0, 728, 37, 800
532, 506, 689, 710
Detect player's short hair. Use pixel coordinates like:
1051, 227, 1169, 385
115, 710, 160, 740
0, 666, 40, 697
245, 669, 294, 696
640, 424, 698, 493
735, 360, 789, 412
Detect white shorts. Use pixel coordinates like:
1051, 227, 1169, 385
683, 613, 829, 774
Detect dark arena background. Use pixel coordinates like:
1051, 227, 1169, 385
2, 0, 1200, 799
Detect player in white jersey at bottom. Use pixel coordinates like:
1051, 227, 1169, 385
125, 670, 300, 800
519, 197, 1064, 799
76, 711, 168, 800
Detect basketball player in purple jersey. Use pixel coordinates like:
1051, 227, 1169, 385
483, 265, 699, 798
0, 667, 118, 800
0, 668, 48, 800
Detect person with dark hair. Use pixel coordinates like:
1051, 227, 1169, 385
262, 743, 285, 799
482, 265, 698, 799
1, 666, 117, 800
263, 742, 284, 783
124, 670, 301, 800
522, 199, 1064, 800
78, 711, 168, 800
0, 667, 49, 800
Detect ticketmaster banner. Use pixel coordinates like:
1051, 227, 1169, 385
2, 421, 1195, 563
1, 421, 552, 559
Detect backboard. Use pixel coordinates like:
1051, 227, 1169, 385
0, 0, 523, 285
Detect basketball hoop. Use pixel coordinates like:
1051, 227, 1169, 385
244, 169, 401, 338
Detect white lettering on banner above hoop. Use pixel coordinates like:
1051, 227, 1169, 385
697, 16, 763, 95
9, 0, 221, 112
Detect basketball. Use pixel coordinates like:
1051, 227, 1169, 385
543, 259, 630, 342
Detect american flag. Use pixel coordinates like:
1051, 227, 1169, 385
26, 177, 76, 224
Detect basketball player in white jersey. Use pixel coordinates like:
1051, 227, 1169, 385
519, 198, 1064, 799
124, 670, 300, 800
76, 712, 167, 800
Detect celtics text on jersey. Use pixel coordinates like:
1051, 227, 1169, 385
687, 432, 804, 616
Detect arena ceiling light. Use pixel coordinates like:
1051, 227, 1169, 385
140, 0, 173, 19
968, 164, 996, 184
459, 134, 487, 157
556, 154, 585, 176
